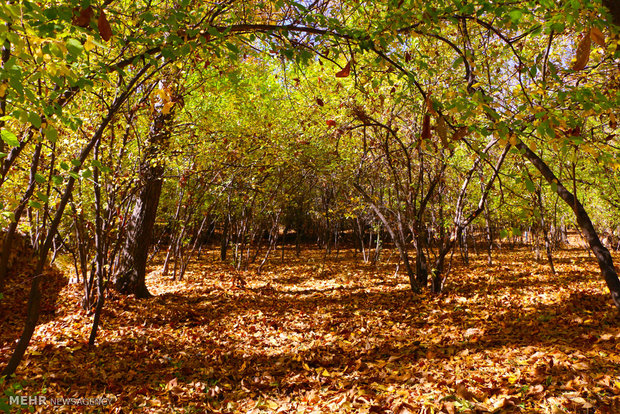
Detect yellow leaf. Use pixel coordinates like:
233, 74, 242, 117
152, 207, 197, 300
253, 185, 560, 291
84, 36, 95, 51
509, 134, 518, 146
0, 83, 6, 98
161, 101, 174, 115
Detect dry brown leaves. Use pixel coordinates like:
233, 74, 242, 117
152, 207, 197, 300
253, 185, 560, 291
1, 246, 620, 413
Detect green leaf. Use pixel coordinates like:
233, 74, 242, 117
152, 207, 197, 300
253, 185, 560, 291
68, 171, 80, 180
525, 179, 535, 192
1, 211, 15, 222
28, 200, 42, 209
1, 129, 19, 147
91, 159, 111, 173
65, 38, 83, 57
508, 10, 523, 23
550, 180, 558, 193
34, 173, 45, 184
452, 56, 464, 69
36, 192, 49, 202
43, 125, 58, 143
28, 112, 41, 128
225, 42, 239, 55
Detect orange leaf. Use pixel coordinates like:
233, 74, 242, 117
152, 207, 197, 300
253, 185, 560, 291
421, 113, 431, 140
425, 95, 437, 117
437, 115, 448, 146
335, 61, 351, 78
590, 27, 605, 47
572, 30, 591, 71
451, 126, 468, 141
98, 10, 113, 42
326, 119, 337, 127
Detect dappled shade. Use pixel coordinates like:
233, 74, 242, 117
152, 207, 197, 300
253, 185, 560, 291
2, 247, 619, 412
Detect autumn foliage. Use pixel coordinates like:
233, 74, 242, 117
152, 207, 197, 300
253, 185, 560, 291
1, 242, 619, 413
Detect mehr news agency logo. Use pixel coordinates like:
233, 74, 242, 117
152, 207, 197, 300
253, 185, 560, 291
6, 394, 114, 407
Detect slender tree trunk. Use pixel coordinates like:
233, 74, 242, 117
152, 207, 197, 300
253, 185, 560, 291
431, 144, 509, 293
162, 189, 184, 276
89, 141, 106, 346
483, 200, 493, 265
220, 214, 229, 261
516, 140, 620, 308
0, 143, 42, 292
353, 183, 419, 292
0, 67, 145, 376
413, 234, 428, 286
0, 31, 11, 156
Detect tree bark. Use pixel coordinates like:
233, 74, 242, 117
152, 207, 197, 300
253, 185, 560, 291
114, 110, 171, 297
603, 0, 620, 27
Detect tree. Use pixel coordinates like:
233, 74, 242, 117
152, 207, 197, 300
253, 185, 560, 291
114, 76, 179, 297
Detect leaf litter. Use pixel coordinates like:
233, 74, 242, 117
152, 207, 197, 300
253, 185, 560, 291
1, 246, 620, 413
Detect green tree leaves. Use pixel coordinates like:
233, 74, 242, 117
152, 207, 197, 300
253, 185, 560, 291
0, 130, 18, 147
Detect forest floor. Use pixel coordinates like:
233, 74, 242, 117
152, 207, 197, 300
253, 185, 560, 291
1, 245, 620, 413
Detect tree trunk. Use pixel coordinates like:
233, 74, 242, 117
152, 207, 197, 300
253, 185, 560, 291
115, 102, 173, 298
413, 234, 428, 286
0, 67, 146, 376
220, 214, 229, 261
353, 183, 419, 292
516, 140, 620, 308
0, 143, 42, 292
114, 164, 163, 298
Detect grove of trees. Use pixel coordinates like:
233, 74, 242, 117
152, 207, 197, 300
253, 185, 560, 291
1, 0, 619, 382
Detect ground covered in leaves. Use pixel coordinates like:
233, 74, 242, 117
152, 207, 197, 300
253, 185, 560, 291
1, 245, 620, 413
